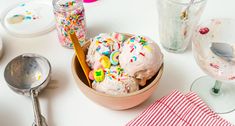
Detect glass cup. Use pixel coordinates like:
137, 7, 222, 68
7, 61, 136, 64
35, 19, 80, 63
157, 0, 207, 53
191, 18, 235, 114
53, 0, 86, 48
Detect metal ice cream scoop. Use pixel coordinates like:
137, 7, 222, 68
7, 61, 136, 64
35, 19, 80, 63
210, 42, 234, 62
4, 53, 51, 126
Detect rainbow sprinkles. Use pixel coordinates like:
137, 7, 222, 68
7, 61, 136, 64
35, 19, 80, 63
86, 33, 163, 95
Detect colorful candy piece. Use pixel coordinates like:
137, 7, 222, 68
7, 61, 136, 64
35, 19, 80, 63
100, 55, 111, 68
35, 72, 42, 81
102, 51, 110, 56
199, 27, 209, 34
110, 51, 120, 65
116, 66, 124, 75
7, 15, 25, 24
89, 70, 95, 80
94, 68, 105, 82
111, 32, 126, 42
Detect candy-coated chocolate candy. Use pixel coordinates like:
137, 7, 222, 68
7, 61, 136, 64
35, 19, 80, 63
111, 32, 126, 42
199, 27, 209, 34
100, 55, 111, 68
89, 70, 95, 80
94, 68, 105, 82
110, 51, 120, 65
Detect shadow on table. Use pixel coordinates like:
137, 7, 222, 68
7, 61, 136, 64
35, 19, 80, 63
0, 107, 22, 126
39, 67, 70, 126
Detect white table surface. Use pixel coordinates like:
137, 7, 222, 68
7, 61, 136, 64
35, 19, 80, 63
0, 0, 235, 125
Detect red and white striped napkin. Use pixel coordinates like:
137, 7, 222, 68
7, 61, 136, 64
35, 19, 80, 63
126, 90, 234, 126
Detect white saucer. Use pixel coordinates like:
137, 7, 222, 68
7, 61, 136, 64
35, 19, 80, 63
1, 0, 55, 37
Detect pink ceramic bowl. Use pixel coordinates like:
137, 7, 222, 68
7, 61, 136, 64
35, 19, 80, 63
71, 42, 164, 110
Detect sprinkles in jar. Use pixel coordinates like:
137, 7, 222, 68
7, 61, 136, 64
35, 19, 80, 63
53, 0, 86, 48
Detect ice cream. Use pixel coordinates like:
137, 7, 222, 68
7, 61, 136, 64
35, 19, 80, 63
86, 33, 126, 69
86, 33, 163, 95
92, 66, 139, 95
119, 35, 163, 86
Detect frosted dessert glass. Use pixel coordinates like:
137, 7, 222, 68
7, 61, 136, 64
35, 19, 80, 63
157, 0, 207, 53
191, 18, 235, 114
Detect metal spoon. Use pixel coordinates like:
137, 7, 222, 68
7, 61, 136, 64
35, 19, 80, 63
4, 53, 51, 126
210, 42, 234, 62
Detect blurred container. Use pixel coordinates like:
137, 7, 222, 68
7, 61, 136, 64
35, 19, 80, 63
157, 0, 207, 53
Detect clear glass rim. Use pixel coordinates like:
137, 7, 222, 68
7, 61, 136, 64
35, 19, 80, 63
167, 0, 207, 6
52, 0, 83, 12
190, 75, 235, 114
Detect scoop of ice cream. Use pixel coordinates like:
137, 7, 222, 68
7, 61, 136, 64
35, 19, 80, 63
92, 66, 139, 95
86, 33, 123, 69
119, 35, 163, 86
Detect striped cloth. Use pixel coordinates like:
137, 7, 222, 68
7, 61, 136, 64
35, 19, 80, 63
126, 90, 234, 126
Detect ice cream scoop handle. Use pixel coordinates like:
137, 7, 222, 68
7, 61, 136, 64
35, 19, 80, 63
31, 90, 47, 126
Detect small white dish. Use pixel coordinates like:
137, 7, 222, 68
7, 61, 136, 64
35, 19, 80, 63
1, 0, 55, 37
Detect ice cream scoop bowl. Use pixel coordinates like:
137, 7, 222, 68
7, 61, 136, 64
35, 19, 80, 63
4, 53, 51, 126
71, 41, 164, 110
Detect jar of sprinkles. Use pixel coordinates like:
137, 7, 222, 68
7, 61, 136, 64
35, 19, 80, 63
53, 0, 86, 48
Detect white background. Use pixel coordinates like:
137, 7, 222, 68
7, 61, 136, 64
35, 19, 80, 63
0, 0, 235, 125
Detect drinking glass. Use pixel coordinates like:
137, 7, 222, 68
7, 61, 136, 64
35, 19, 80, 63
191, 18, 235, 114
157, 0, 207, 53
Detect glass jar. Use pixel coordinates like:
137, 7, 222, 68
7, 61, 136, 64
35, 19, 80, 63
157, 0, 207, 53
53, 0, 86, 48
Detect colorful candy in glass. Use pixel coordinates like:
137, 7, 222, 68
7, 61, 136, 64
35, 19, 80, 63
53, 0, 86, 48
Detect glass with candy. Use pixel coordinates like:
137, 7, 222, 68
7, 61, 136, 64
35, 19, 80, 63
53, 0, 86, 48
